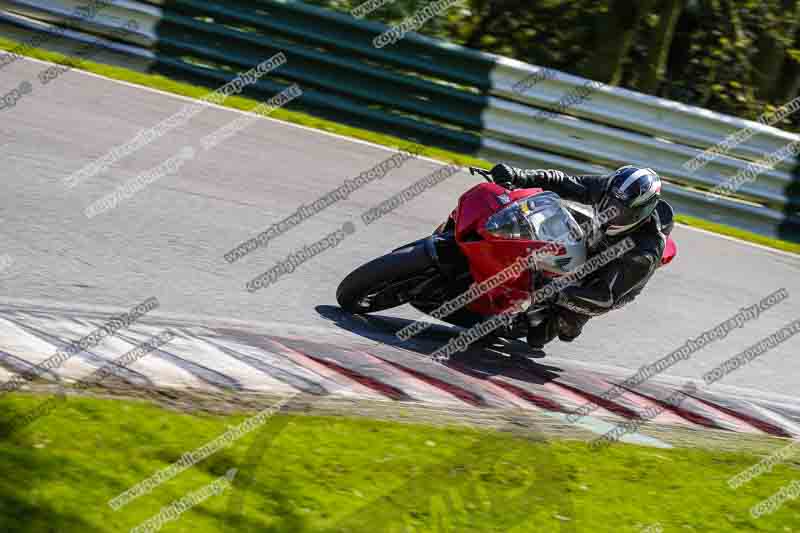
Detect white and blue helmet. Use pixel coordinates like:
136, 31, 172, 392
598, 166, 662, 236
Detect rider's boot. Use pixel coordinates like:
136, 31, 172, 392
555, 309, 591, 343
526, 317, 558, 351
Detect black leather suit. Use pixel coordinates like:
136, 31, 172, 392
510, 170, 675, 344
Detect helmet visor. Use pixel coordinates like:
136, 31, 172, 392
601, 196, 653, 235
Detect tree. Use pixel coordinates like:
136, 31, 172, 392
639, 0, 686, 93
753, 0, 800, 100
579, 0, 658, 84
774, 50, 800, 101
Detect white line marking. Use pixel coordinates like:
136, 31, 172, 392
14, 54, 799, 259
9, 55, 454, 169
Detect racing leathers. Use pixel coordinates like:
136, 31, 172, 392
501, 168, 674, 345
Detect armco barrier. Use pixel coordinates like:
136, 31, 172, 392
0, 0, 160, 46
1, 0, 798, 241
491, 56, 800, 173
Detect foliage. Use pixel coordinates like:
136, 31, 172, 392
304, 0, 800, 133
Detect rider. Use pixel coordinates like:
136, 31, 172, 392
489, 164, 674, 349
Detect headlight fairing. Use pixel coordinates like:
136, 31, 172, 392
485, 193, 583, 243
485, 193, 588, 275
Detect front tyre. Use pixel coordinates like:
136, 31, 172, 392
336, 240, 436, 314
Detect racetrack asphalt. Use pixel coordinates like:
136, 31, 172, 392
1, 56, 799, 404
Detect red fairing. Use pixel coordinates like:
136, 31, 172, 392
661, 236, 677, 266
454, 184, 552, 315
459, 239, 540, 315
453, 182, 507, 241
444, 177, 677, 317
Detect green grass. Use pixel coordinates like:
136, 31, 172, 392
1, 34, 797, 256
676, 214, 800, 254
1, 392, 799, 532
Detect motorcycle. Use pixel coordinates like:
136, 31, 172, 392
337, 167, 677, 346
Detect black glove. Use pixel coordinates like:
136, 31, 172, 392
489, 164, 517, 186
527, 169, 568, 181
490, 165, 568, 188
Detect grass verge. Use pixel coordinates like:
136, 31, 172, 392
0, 34, 797, 256
676, 214, 800, 254
1, 392, 798, 532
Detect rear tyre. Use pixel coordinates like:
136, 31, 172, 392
336, 241, 436, 314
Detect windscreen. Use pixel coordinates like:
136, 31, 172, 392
486, 192, 584, 243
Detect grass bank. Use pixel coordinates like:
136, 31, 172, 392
0, 392, 798, 532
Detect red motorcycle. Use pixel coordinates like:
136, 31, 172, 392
337, 167, 677, 343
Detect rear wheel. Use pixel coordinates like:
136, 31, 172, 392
336, 241, 437, 314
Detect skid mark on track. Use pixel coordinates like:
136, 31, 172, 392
1, 315, 147, 385
119, 328, 243, 391
199, 336, 328, 395
264, 338, 389, 400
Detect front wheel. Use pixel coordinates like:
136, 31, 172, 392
336, 240, 437, 314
